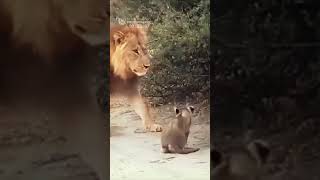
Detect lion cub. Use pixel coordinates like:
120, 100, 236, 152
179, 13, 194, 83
212, 140, 270, 180
160, 105, 200, 154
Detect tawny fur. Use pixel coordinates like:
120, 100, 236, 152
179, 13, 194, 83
0, 0, 108, 179
160, 106, 200, 154
110, 24, 162, 132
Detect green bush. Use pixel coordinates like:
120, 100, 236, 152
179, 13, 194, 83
111, 0, 210, 104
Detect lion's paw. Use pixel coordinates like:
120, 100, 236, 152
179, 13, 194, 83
134, 128, 147, 133
134, 123, 162, 133
147, 123, 162, 132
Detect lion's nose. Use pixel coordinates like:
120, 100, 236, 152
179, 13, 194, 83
143, 64, 150, 69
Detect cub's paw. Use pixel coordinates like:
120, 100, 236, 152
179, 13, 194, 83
161, 147, 170, 153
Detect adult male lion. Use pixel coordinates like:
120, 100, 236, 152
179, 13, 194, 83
110, 24, 162, 132
0, 0, 107, 179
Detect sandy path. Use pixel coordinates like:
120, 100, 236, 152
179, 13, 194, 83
0, 109, 98, 180
0, 144, 96, 180
110, 99, 210, 180
0, 98, 210, 180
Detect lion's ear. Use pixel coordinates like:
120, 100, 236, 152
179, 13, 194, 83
145, 23, 152, 33
113, 31, 125, 45
136, 23, 152, 34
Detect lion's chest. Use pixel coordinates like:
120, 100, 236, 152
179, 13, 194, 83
110, 74, 139, 96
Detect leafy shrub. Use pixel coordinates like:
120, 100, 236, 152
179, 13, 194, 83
111, 0, 210, 104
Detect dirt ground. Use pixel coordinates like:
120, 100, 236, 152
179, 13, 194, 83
110, 97, 210, 180
0, 97, 210, 180
0, 108, 98, 180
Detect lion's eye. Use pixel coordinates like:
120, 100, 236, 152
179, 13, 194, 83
133, 49, 139, 54
142, 48, 148, 53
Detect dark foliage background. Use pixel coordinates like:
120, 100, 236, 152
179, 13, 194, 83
213, 0, 320, 178
213, 0, 320, 131
110, 0, 210, 104
96, 46, 109, 113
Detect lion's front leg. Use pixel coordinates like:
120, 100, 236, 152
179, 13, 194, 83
128, 94, 162, 132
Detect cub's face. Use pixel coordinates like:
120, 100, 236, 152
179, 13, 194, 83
211, 140, 271, 180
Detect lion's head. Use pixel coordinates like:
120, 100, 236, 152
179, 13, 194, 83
55, 0, 109, 46
0, 0, 109, 99
110, 25, 151, 80
0, 0, 108, 60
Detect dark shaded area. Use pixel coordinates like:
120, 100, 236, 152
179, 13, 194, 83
212, 0, 320, 178
0, 1, 110, 179
96, 45, 109, 114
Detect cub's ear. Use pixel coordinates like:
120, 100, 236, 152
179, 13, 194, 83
174, 107, 180, 115
113, 31, 125, 45
187, 106, 195, 113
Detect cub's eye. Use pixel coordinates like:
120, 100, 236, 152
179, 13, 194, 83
133, 49, 139, 54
